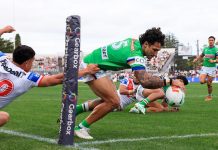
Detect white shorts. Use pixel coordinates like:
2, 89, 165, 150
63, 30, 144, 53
200, 66, 217, 77
80, 61, 107, 82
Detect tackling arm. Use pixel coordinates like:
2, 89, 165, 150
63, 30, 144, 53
38, 73, 63, 87
38, 64, 100, 87
78, 64, 100, 78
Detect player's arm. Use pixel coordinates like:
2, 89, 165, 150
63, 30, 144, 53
78, 64, 100, 77
38, 73, 63, 87
0, 26, 15, 36
134, 70, 185, 90
193, 53, 204, 63
119, 84, 134, 96
209, 52, 218, 63
38, 64, 100, 87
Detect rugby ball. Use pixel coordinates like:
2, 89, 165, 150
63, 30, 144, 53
165, 86, 185, 107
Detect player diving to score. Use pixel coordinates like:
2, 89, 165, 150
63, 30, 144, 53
75, 27, 185, 139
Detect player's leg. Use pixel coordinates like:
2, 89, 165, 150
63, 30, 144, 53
76, 98, 103, 116
146, 101, 165, 112
199, 74, 207, 84
205, 76, 215, 101
132, 88, 165, 114
75, 76, 120, 139
85, 76, 120, 123
199, 67, 207, 84
0, 111, 10, 127
204, 67, 216, 101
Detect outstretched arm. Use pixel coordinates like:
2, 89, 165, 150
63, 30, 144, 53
0, 26, 15, 36
38, 64, 100, 87
78, 64, 99, 78
38, 73, 63, 87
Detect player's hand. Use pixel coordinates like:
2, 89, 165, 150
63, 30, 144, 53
208, 59, 216, 63
86, 64, 100, 74
171, 107, 180, 112
171, 79, 186, 91
2, 25, 15, 33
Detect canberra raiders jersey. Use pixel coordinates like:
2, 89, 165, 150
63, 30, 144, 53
0, 52, 43, 108
202, 46, 218, 67
84, 38, 146, 71
118, 77, 139, 109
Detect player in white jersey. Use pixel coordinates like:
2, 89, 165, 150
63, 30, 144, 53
0, 26, 100, 127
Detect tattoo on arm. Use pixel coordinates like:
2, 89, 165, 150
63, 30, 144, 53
134, 70, 164, 89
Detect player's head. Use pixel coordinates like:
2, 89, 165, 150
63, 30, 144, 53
139, 27, 165, 60
208, 36, 215, 47
175, 75, 189, 85
13, 45, 35, 72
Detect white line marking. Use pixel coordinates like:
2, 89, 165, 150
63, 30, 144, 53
0, 128, 57, 144
0, 128, 99, 150
1, 128, 218, 149
77, 133, 218, 146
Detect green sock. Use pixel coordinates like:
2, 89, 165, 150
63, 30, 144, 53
76, 102, 89, 116
79, 120, 90, 129
139, 98, 151, 106
76, 104, 84, 116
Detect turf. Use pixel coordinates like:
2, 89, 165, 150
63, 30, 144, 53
1, 83, 218, 150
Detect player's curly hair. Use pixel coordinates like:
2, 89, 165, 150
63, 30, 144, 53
139, 27, 165, 46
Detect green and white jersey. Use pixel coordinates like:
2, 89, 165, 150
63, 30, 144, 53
202, 46, 218, 67
84, 38, 146, 71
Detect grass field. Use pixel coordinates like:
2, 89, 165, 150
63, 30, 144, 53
1, 83, 218, 150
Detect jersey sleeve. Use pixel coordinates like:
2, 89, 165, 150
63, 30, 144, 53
120, 78, 129, 86
127, 56, 146, 71
26, 72, 44, 87
216, 48, 218, 57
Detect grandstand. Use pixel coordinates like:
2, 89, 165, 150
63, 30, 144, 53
146, 48, 175, 76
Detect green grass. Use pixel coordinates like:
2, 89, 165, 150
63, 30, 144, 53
1, 83, 218, 149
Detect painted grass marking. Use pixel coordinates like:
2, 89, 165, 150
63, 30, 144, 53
0, 128, 57, 144
0, 129, 98, 150
1, 128, 218, 148
77, 133, 218, 146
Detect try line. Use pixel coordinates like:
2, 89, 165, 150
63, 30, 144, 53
1, 128, 218, 147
